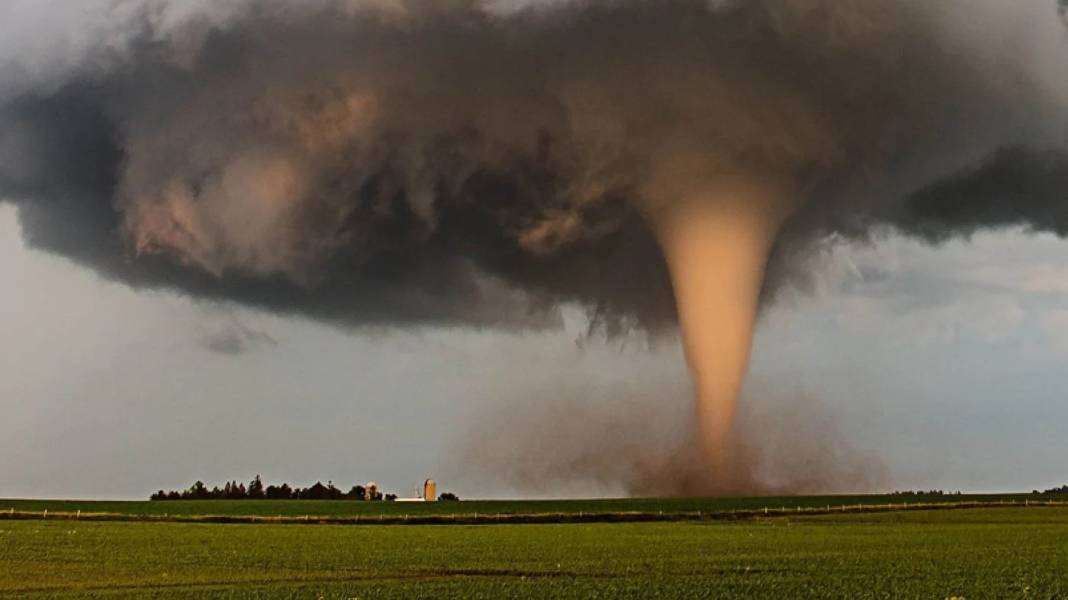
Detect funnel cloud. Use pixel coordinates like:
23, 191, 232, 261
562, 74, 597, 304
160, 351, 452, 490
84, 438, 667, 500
1, 0, 1066, 490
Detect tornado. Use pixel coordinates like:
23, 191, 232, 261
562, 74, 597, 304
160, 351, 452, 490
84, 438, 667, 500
644, 173, 794, 476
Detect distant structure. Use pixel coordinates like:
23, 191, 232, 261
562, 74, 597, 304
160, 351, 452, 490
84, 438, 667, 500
366, 481, 379, 501
395, 478, 440, 502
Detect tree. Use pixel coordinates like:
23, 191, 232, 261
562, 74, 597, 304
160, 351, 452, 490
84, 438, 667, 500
347, 485, 366, 501
302, 482, 331, 500
248, 475, 265, 499
186, 481, 210, 500
438, 492, 459, 502
326, 481, 343, 500
266, 483, 293, 500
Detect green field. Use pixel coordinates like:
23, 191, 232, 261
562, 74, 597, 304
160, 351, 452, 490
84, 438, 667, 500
0, 493, 1054, 520
3, 503, 1068, 598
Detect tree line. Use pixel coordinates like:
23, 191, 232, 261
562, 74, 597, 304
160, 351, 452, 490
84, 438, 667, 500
1037, 485, 1068, 495
890, 490, 963, 497
151, 476, 459, 502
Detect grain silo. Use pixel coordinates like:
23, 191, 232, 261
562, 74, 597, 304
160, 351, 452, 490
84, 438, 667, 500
423, 479, 437, 502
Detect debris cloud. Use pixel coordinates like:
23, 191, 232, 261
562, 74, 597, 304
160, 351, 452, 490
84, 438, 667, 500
451, 381, 890, 497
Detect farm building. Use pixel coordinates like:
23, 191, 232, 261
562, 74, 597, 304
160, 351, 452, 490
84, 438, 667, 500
395, 479, 438, 502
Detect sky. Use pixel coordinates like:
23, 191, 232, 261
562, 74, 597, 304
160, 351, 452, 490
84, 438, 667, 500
3, 201, 1067, 499
1, 0, 1067, 500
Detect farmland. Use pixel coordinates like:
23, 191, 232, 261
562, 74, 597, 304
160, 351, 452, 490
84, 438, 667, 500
3, 501, 1068, 598
0, 492, 1056, 521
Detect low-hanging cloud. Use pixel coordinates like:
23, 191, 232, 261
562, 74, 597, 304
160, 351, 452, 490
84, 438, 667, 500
196, 310, 277, 356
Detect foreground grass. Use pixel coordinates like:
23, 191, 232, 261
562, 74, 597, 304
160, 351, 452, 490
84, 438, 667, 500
3, 508, 1067, 599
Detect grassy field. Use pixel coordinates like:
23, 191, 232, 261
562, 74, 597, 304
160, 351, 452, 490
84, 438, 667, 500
3, 507, 1068, 598
0, 493, 1056, 520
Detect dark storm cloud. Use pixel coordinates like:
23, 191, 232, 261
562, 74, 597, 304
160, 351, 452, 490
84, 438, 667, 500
0, 82, 659, 331
0, 0, 1065, 334
891, 148, 1068, 242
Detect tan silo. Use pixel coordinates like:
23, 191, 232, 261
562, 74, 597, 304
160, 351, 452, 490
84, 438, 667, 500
423, 479, 437, 502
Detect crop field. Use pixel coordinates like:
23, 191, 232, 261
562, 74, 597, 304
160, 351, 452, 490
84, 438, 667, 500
0, 493, 1056, 521
3, 504, 1068, 598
